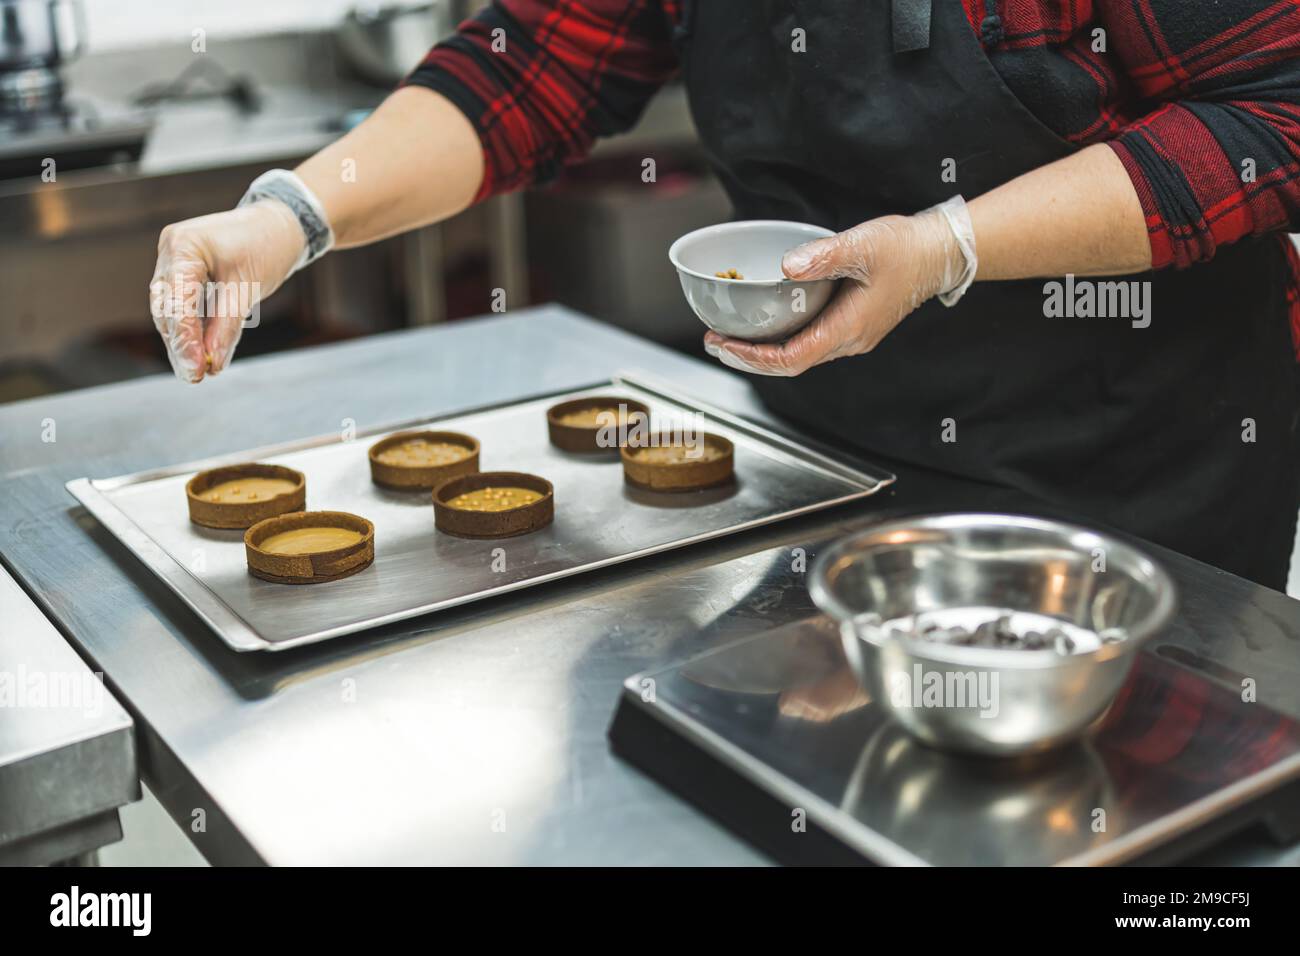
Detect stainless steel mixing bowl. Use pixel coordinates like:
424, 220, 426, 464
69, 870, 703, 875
808, 514, 1177, 756
668, 220, 838, 342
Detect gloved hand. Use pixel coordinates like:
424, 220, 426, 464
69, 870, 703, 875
704, 196, 976, 376
149, 200, 306, 383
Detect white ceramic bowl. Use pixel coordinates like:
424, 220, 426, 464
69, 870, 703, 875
669, 220, 839, 343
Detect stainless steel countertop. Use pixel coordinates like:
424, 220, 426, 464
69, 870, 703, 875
0, 564, 137, 863
3, 305, 1298, 864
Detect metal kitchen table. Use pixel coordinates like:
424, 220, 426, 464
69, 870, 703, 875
0, 566, 137, 865
2, 305, 1298, 864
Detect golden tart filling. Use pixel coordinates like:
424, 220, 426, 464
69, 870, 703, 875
628, 442, 726, 465
556, 406, 640, 429
375, 438, 474, 468
444, 486, 544, 512
200, 476, 299, 504
258, 526, 364, 555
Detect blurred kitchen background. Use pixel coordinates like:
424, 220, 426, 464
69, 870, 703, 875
0, 0, 728, 403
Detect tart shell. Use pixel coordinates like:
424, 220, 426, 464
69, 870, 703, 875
433, 471, 554, 539
186, 463, 306, 529
546, 396, 650, 454
244, 510, 375, 585
620, 432, 735, 492
368, 430, 481, 490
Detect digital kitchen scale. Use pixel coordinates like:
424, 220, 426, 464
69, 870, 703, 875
609, 616, 1300, 865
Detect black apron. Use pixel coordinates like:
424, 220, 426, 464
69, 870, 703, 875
676, 0, 1299, 589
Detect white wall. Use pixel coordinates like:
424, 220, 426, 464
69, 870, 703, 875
82, 0, 358, 52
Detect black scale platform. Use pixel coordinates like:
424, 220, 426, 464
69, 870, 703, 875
610, 616, 1300, 865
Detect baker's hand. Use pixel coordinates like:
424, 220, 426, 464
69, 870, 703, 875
149, 201, 305, 383
704, 197, 975, 376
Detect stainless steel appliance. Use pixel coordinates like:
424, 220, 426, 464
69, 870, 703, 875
0, 0, 85, 114
0, 0, 150, 180
336, 1, 457, 87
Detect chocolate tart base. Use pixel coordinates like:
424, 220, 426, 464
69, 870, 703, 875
368, 430, 480, 489
186, 463, 306, 529
433, 471, 554, 539
244, 511, 374, 585
547, 396, 650, 454
621, 432, 735, 492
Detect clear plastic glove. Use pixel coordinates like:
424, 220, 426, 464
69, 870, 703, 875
703, 197, 975, 377
149, 200, 306, 383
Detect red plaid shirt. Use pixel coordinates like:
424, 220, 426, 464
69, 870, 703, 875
406, 1, 1300, 353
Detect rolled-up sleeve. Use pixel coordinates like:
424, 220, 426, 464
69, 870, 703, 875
1102, 0, 1300, 270
402, 0, 681, 201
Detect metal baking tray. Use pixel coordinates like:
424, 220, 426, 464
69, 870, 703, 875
67, 375, 894, 652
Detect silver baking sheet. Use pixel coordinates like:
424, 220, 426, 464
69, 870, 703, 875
67, 375, 894, 652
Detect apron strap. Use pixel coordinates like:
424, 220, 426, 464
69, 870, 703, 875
892, 0, 932, 52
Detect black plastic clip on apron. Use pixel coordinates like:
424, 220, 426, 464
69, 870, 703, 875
675, 0, 1298, 589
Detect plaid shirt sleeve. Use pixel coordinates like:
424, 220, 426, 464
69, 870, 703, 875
402, 0, 680, 201
409, 1, 1300, 278
1098, 0, 1300, 270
